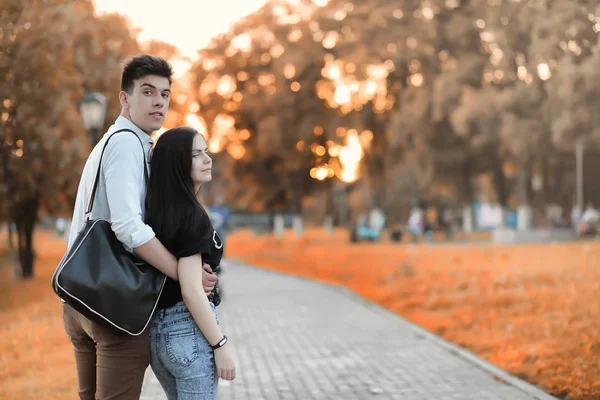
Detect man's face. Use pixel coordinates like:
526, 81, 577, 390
121, 75, 171, 133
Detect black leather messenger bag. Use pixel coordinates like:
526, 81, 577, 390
51, 129, 166, 336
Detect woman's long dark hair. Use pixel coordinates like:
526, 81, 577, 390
145, 127, 212, 257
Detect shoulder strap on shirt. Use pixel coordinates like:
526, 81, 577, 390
84, 129, 149, 221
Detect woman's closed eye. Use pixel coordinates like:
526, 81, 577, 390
192, 150, 211, 158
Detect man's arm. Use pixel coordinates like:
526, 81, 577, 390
103, 133, 178, 280
134, 240, 218, 294
133, 238, 178, 280
103, 133, 218, 292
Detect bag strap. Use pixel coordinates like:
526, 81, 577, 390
84, 128, 150, 221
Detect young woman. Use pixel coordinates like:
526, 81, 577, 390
145, 126, 236, 399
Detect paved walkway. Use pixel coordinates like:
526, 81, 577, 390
140, 261, 557, 400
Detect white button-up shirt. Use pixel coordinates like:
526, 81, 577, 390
67, 116, 155, 251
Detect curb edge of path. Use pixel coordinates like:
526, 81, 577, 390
228, 260, 558, 400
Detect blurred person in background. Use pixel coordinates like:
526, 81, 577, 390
407, 207, 424, 242
580, 203, 600, 236
210, 194, 231, 249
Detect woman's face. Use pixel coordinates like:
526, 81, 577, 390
191, 134, 212, 187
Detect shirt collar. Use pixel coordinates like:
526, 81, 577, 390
111, 116, 155, 146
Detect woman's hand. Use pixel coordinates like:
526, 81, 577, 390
214, 345, 236, 381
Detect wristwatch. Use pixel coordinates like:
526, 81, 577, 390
211, 335, 228, 350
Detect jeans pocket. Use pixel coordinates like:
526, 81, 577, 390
165, 327, 200, 367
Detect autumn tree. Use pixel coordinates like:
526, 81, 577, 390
447, 0, 599, 218
0, 0, 140, 278
190, 3, 337, 222
183, 0, 598, 229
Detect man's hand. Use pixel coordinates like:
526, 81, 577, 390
202, 264, 218, 295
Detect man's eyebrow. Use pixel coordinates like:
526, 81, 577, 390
192, 148, 209, 152
140, 83, 171, 92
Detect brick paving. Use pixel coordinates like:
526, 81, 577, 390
140, 261, 556, 400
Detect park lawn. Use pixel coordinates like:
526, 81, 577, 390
0, 231, 76, 400
226, 228, 600, 400
0, 228, 598, 399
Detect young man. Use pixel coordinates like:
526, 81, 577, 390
63, 55, 218, 400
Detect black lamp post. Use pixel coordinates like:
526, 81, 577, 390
79, 92, 107, 147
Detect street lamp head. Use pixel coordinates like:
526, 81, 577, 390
79, 92, 108, 131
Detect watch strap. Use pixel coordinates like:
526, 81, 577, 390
211, 335, 228, 350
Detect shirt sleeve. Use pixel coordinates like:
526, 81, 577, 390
174, 211, 215, 259
103, 132, 155, 249
175, 229, 214, 259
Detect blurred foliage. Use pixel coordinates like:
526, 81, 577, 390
0, 0, 141, 276
0, 0, 140, 218
185, 0, 599, 221
0, 0, 599, 273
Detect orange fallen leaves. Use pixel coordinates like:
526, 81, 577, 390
0, 232, 77, 400
227, 228, 600, 400
1, 229, 598, 399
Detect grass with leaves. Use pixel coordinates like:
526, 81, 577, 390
0, 230, 75, 399
1, 228, 598, 399
226, 228, 600, 400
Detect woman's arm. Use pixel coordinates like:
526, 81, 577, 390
179, 254, 224, 346
180, 254, 236, 380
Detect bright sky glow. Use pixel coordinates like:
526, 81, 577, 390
93, 0, 271, 60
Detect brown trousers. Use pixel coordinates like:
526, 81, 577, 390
62, 303, 150, 400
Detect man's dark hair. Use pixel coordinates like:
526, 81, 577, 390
120, 54, 173, 93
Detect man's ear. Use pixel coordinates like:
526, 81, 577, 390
118, 91, 129, 108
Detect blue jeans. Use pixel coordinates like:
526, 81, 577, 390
150, 301, 219, 400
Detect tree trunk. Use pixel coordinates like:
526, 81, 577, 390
517, 160, 533, 231
371, 183, 385, 210
14, 196, 39, 279
461, 157, 475, 232
274, 214, 285, 238
491, 154, 509, 228
553, 155, 569, 213
324, 187, 334, 235
292, 192, 303, 238
7, 222, 19, 278
491, 156, 509, 207
530, 155, 549, 221
267, 206, 275, 233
